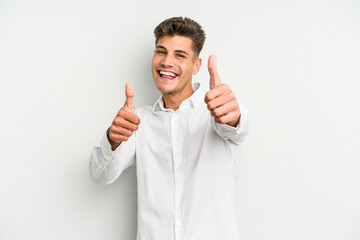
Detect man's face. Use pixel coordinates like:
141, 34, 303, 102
151, 35, 201, 98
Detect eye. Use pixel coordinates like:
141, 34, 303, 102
156, 50, 166, 55
177, 54, 185, 58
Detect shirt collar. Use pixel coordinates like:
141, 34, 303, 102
152, 82, 205, 112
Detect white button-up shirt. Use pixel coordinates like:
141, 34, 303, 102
90, 83, 249, 240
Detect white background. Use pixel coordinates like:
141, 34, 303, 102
1, 0, 359, 239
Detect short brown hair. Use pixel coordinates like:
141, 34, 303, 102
154, 17, 206, 57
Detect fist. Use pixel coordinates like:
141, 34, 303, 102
108, 82, 141, 150
205, 55, 241, 127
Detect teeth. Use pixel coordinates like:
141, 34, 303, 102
160, 71, 177, 77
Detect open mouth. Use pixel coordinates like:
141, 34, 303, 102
158, 70, 178, 80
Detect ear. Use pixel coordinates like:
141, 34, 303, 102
192, 58, 202, 75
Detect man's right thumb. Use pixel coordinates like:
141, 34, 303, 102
124, 82, 135, 113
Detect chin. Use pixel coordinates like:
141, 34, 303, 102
155, 83, 173, 94
154, 78, 175, 93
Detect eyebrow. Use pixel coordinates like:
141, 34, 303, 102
156, 45, 189, 55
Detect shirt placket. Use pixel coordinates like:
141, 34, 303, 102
170, 111, 183, 240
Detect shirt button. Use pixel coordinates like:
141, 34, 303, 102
107, 151, 111, 156
174, 140, 178, 145
176, 167, 181, 171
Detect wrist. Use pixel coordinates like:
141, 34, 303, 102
106, 127, 121, 151
227, 115, 240, 127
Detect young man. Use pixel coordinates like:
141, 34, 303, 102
89, 17, 249, 240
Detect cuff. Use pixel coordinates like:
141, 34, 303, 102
212, 101, 250, 142
213, 118, 242, 140
99, 128, 124, 163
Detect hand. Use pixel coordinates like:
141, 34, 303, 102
108, 82, 141, 150
205, 55, 241, 127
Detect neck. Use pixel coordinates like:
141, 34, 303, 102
162, 88, 194, 111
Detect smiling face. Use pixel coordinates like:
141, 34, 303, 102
151, 35, 202, 102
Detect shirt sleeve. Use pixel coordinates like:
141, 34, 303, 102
89, 129, 136, 185
211, 100, 250, 146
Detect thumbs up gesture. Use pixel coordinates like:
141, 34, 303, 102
108, 82, 141, 150
205, 55, 241, 127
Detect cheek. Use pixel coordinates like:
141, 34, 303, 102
188, 65, 195, 75
152, 56, 160, 67
182, 63, 195, 75
151, 59, 156, 69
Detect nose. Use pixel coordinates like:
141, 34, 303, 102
161, 54, 175, 68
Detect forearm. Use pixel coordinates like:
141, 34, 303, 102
89, 131, 135, 185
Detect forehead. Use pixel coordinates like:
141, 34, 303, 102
156, 35, 194, 54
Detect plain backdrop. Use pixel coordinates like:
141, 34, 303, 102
1, 0, 359, 239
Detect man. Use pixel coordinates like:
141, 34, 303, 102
89, 17, 249, 240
